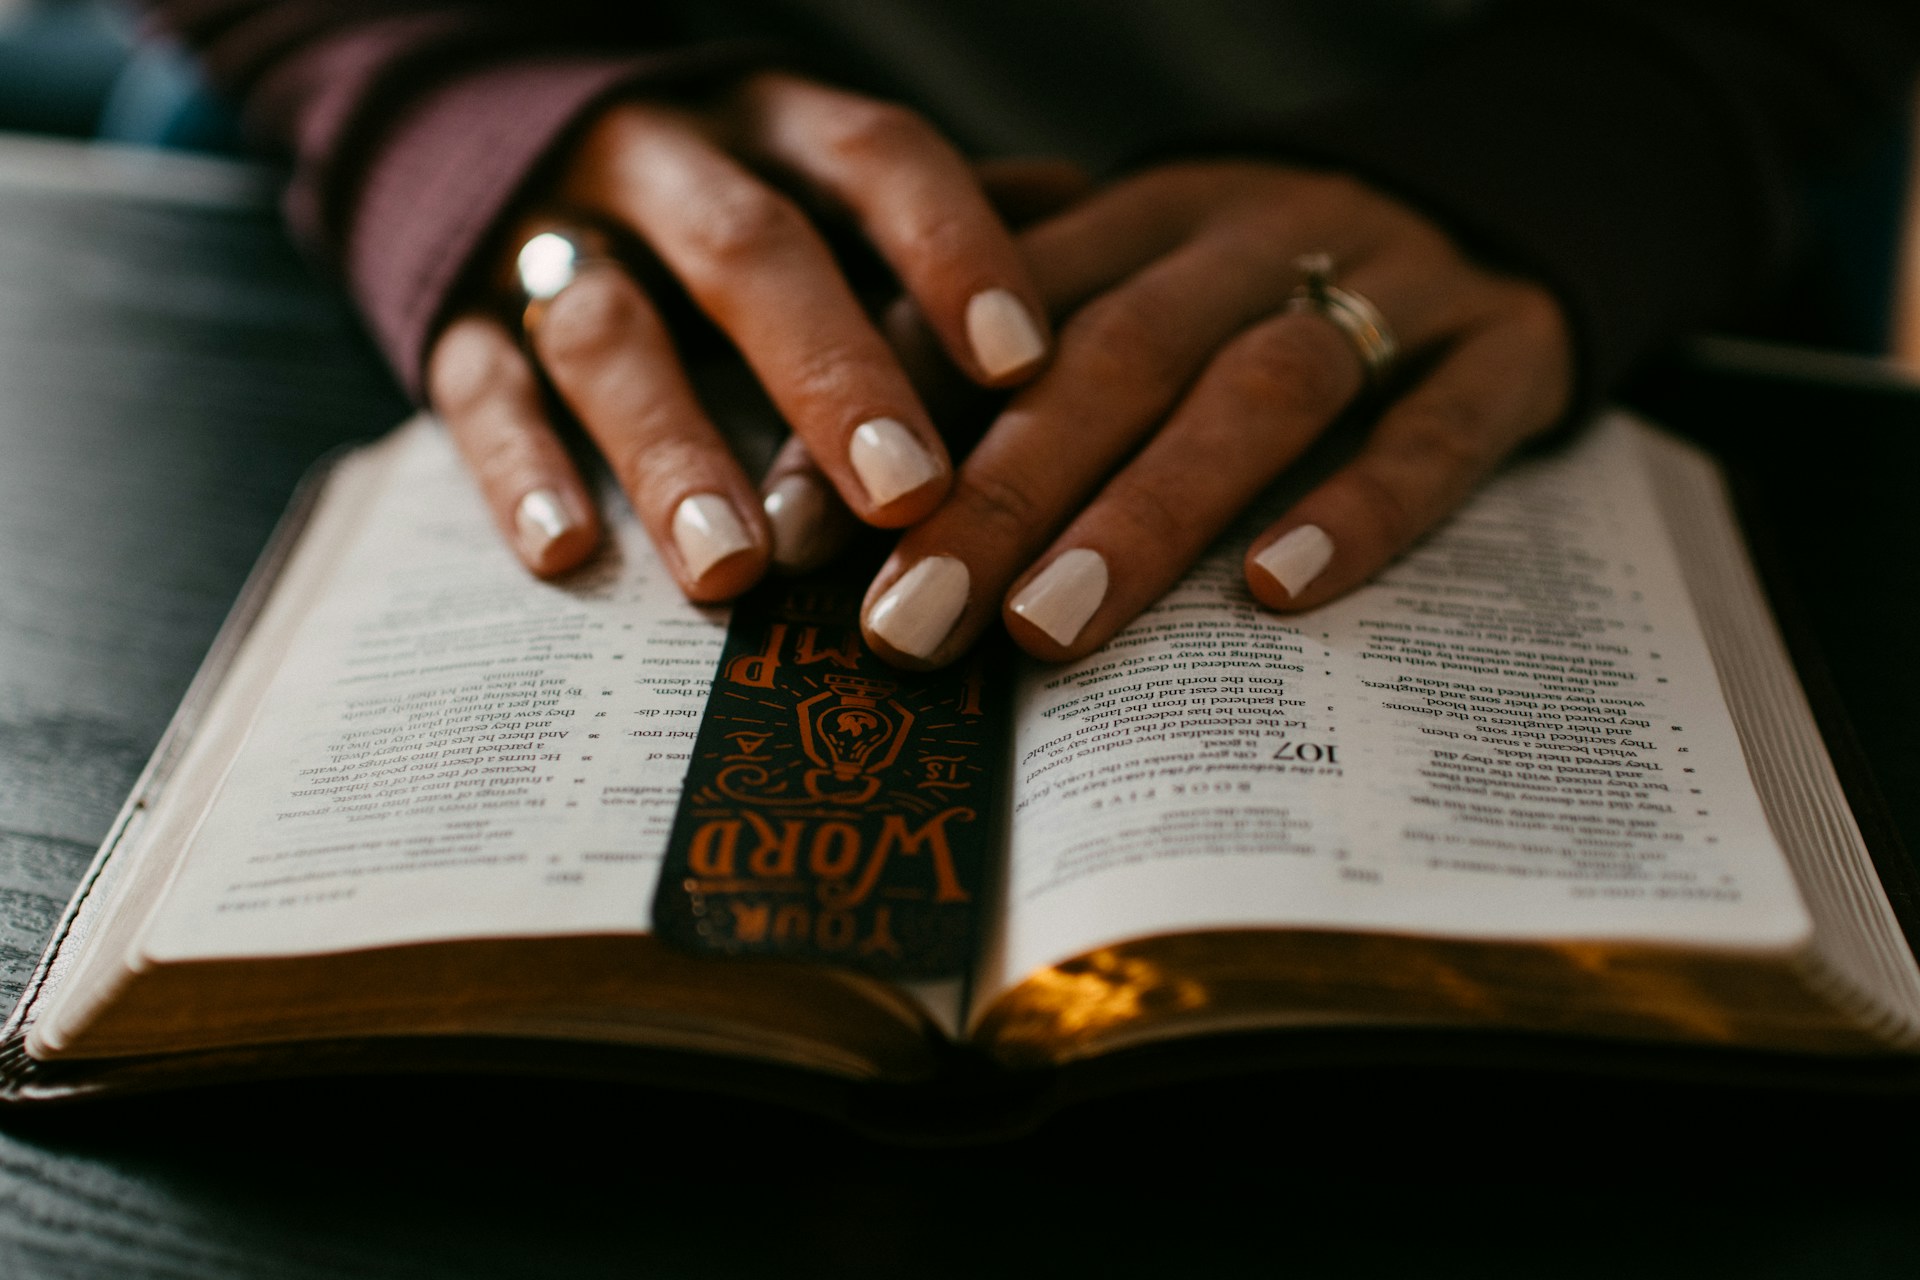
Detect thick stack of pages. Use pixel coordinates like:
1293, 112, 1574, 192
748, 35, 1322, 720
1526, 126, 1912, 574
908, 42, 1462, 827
6, 412, 1917, 1128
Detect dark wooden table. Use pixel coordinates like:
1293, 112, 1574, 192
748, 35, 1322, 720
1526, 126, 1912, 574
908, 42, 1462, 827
3, 134, 1920, 1279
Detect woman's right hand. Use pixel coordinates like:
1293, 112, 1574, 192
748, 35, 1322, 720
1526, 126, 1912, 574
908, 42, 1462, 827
424, 71, 1055, 600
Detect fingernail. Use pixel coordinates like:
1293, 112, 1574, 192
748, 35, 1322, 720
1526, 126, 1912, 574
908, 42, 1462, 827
1009, 548, 1107, 647
515, 488, 575, 560
868, 555, 969, 660
966, 287, 1046, 379
850, 417, 941, 507
1254, 525, 1335, 599
671, 493, 754, 582
762, 473, 831, 572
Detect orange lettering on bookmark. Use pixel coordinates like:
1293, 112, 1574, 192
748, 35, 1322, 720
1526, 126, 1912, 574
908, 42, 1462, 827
725, 623, 786, 688
795, 626, 863, 670
655, 563, 1007, 979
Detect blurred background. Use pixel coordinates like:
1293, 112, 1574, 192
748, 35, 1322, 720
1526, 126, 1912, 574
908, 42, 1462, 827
0, 0, 243, 153
1, 0, 1917, 364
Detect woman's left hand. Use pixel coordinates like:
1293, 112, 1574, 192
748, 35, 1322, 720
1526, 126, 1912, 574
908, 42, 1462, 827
853, 161, 1577, 667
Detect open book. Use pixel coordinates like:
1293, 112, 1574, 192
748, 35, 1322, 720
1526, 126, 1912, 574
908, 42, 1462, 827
6, 411, 1919, 1131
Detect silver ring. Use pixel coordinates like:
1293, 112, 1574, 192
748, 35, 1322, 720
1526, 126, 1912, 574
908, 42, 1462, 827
514, 226, 615, 334
1286, 251, 1400, 387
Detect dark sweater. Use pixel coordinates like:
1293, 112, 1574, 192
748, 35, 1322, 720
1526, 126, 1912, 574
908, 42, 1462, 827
137, 0, 1920, 407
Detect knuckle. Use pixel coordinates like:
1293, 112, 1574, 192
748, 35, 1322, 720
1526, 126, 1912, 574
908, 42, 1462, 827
1504, 287, 1570, 349
535, 272, 648, 369
783, 339, 879, 412
609, 433, 708, 510
1256, 168, 1370, 222
1484, 288, 1575, 423
828, 101, 936, 165
580, 101, 652, 154
686, 184, 809, 267
1395, 399, 1497, 474
952, 469, 1043, 546
1103, 478, 1192, 549
429, 319, 525, 418
1061, 301, 1188, 391
1226, 322, 1353, 420
1343, 468, 1419, 549
464, 422, 535, 491
893, 206, 974, 268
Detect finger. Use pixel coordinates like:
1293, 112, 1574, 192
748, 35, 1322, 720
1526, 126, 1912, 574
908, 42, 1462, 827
878, 154, 1095, 392
875, 163, 1247, 402
994, 250, 1481, 659
760, 435, 856, 574
566, 105, 951, 527
1014, 165, 1245, 317
736, 73, 1052, 386
1246, 297, 1573, 612
527, 259, 770, 601
427, 312, 601, 577
859, 228, 1336, 667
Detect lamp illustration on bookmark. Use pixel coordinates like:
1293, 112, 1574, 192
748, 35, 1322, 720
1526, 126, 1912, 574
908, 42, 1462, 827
798, 675, 914, 804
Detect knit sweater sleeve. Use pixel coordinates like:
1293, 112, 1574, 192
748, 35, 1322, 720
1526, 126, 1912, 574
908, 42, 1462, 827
135, 2, 766, 395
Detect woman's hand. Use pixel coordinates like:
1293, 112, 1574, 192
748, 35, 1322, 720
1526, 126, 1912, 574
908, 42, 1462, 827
424, 71, 1053, 600
857, 162, 1576, 666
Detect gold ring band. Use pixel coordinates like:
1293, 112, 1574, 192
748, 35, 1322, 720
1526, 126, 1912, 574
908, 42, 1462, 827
1286, 251, 1400, 387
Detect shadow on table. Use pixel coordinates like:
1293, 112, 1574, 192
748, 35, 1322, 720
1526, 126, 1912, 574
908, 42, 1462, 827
2, 1062, 1916, 1279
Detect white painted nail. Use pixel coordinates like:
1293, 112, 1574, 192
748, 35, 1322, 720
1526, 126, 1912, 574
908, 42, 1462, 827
849, 418, 941, 508
966, 287, 1046, 379
1009, 548, 1108, 647
762, 474, 831, 572
1254, 525, 1335, 599
671, 493, 754, 582
515, 489, 575, 560
868, 556, 969, 660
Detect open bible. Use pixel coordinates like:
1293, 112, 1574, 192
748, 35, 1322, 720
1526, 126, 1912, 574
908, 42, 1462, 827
6, 410, 1919, 1132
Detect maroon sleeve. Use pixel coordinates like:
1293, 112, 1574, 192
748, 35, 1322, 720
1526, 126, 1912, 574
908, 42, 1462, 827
320, 45, 757, 395
136, 2, 764, 396
1246, 0, 1920, 407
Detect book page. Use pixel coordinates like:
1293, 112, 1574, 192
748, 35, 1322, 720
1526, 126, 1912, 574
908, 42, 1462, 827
138, 419, 725, 961
984, 414, 1814, 1000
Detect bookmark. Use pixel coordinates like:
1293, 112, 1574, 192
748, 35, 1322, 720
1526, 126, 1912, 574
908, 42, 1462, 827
653, 564, 1006, 980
